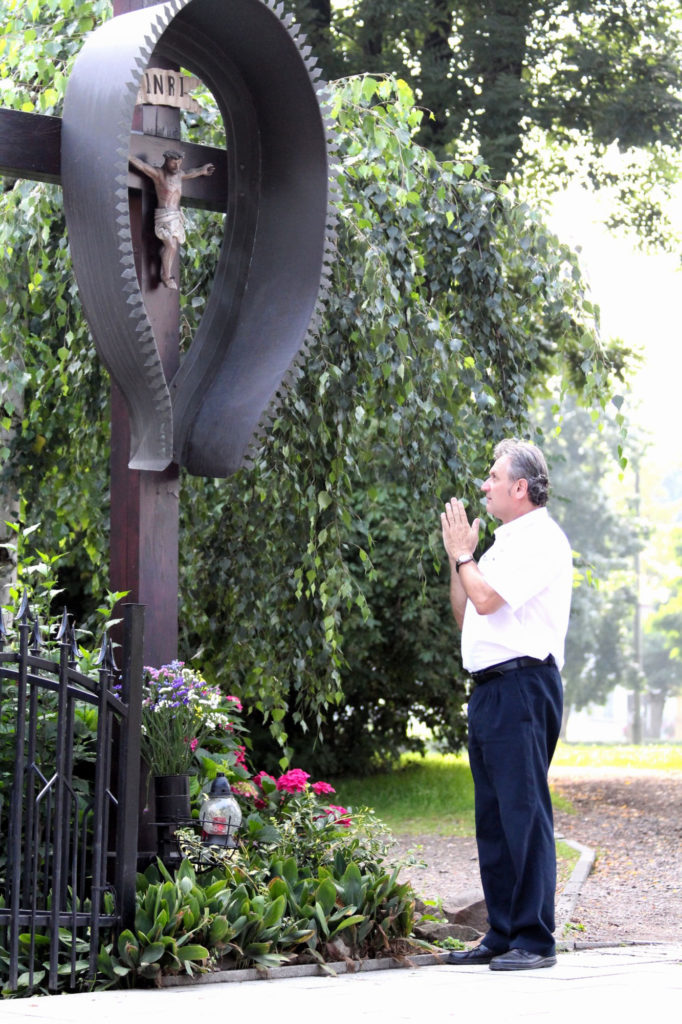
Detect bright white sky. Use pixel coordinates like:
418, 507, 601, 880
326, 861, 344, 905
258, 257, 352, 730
549, 185, 682, 478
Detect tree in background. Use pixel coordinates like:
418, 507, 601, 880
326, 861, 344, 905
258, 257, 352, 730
644, 529, 682, 736
0, 3, 628, 770
290, 0, 682, 241
537, 398, 646, 736
178, 74, 631, 771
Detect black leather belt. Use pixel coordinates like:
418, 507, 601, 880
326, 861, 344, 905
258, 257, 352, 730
470, 654, 554, 686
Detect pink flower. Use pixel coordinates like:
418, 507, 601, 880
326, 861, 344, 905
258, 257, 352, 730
326, 804, 352, 827
189, 738, 199, 752
312, 780, 336, 796
227, 695, 243, 712
276, 768, 310, 794
234, 745, 247, 768
253, 771, 276, 789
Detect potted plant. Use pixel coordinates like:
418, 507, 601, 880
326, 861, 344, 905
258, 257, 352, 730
140, 661, 244, 827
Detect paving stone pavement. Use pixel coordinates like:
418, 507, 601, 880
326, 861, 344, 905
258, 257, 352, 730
2, 944, 681, 1023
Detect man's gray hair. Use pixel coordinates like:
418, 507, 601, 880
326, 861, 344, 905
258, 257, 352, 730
494, 438, 549, 507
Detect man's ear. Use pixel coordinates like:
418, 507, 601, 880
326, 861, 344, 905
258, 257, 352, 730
514, 477, 529, 498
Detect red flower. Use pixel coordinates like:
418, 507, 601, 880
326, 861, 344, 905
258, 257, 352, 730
276, 768, 310, 793
326, 804, 352, 827
312, 780, 336, 796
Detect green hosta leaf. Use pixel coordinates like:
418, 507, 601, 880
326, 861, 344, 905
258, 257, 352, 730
140, 942, 166, 966
267, 877, 289, 901
262, 893, 286, 929
313, 901, 330, 937
176, 944, 209, 962
56, 958, 90, 975
242, 941, 273, 958
315, 877, 337, 917
117, 930, 140, 969
208, 916, 231, 944
331, 914, 367, 935
339, 862, 365, 909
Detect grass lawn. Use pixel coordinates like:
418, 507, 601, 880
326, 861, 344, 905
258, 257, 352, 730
332, 752, 476, 837
551, 742, 682, 771
331, 742, 682, 837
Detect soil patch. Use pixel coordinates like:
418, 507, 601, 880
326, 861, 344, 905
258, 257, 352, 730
391, 768, 682, 944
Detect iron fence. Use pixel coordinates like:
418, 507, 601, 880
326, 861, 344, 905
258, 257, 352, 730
0, 598, 143, 994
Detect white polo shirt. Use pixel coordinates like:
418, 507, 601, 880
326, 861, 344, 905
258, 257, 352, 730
461, 507, 573, 673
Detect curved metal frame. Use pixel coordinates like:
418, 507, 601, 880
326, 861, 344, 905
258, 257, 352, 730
62, 0, 334, 475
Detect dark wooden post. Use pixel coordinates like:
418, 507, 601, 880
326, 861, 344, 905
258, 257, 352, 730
110, 0, 179, 668
116, 602, 145, 926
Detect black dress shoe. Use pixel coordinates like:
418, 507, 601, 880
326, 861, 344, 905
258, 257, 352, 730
489, 948, 557, 971
447, 944, 501, 965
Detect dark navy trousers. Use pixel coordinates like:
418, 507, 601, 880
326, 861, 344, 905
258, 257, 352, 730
467, 661, 563, 955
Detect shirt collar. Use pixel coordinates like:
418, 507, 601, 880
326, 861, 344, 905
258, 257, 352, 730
494, 505, 548, 540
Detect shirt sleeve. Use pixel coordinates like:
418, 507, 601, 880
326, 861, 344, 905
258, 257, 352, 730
479, 522, 570, 613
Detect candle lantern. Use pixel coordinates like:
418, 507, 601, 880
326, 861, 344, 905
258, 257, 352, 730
200, 773, 242, 848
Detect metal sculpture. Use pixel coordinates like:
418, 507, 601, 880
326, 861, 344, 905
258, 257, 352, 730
62, 0, 336, 477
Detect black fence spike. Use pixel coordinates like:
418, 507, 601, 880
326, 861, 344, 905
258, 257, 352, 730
95, 631, 108, 668
68, 621, 79, 666
56, 606, 69, 642
17, 588, 30, 623
106, 638, 119, 674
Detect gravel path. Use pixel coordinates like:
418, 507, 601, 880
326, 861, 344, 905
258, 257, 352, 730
392, 768, 682, 945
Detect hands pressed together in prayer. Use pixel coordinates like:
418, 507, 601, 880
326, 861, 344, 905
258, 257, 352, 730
441, 498, 481, 563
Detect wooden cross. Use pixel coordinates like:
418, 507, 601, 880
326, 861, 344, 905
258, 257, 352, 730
0, 0, 332, 666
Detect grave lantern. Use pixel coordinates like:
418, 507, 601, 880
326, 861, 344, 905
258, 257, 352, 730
200, 773, 242, 848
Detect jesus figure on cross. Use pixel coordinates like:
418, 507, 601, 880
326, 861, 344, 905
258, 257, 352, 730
129, 149, 215, 289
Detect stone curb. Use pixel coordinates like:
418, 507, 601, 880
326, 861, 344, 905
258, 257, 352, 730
554, 835, 597, 947
159, 952, 450, 987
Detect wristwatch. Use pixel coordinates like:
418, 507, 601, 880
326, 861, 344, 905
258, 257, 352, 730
455, 554, 475, 573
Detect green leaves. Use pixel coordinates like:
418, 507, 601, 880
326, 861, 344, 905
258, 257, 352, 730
175, 73, 624, 759
0, 0, 627, 767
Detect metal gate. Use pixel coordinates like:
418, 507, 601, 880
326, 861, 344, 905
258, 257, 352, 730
0, 597, 143, 993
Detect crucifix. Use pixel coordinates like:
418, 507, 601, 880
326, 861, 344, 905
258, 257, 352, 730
0, 0, 334, 667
